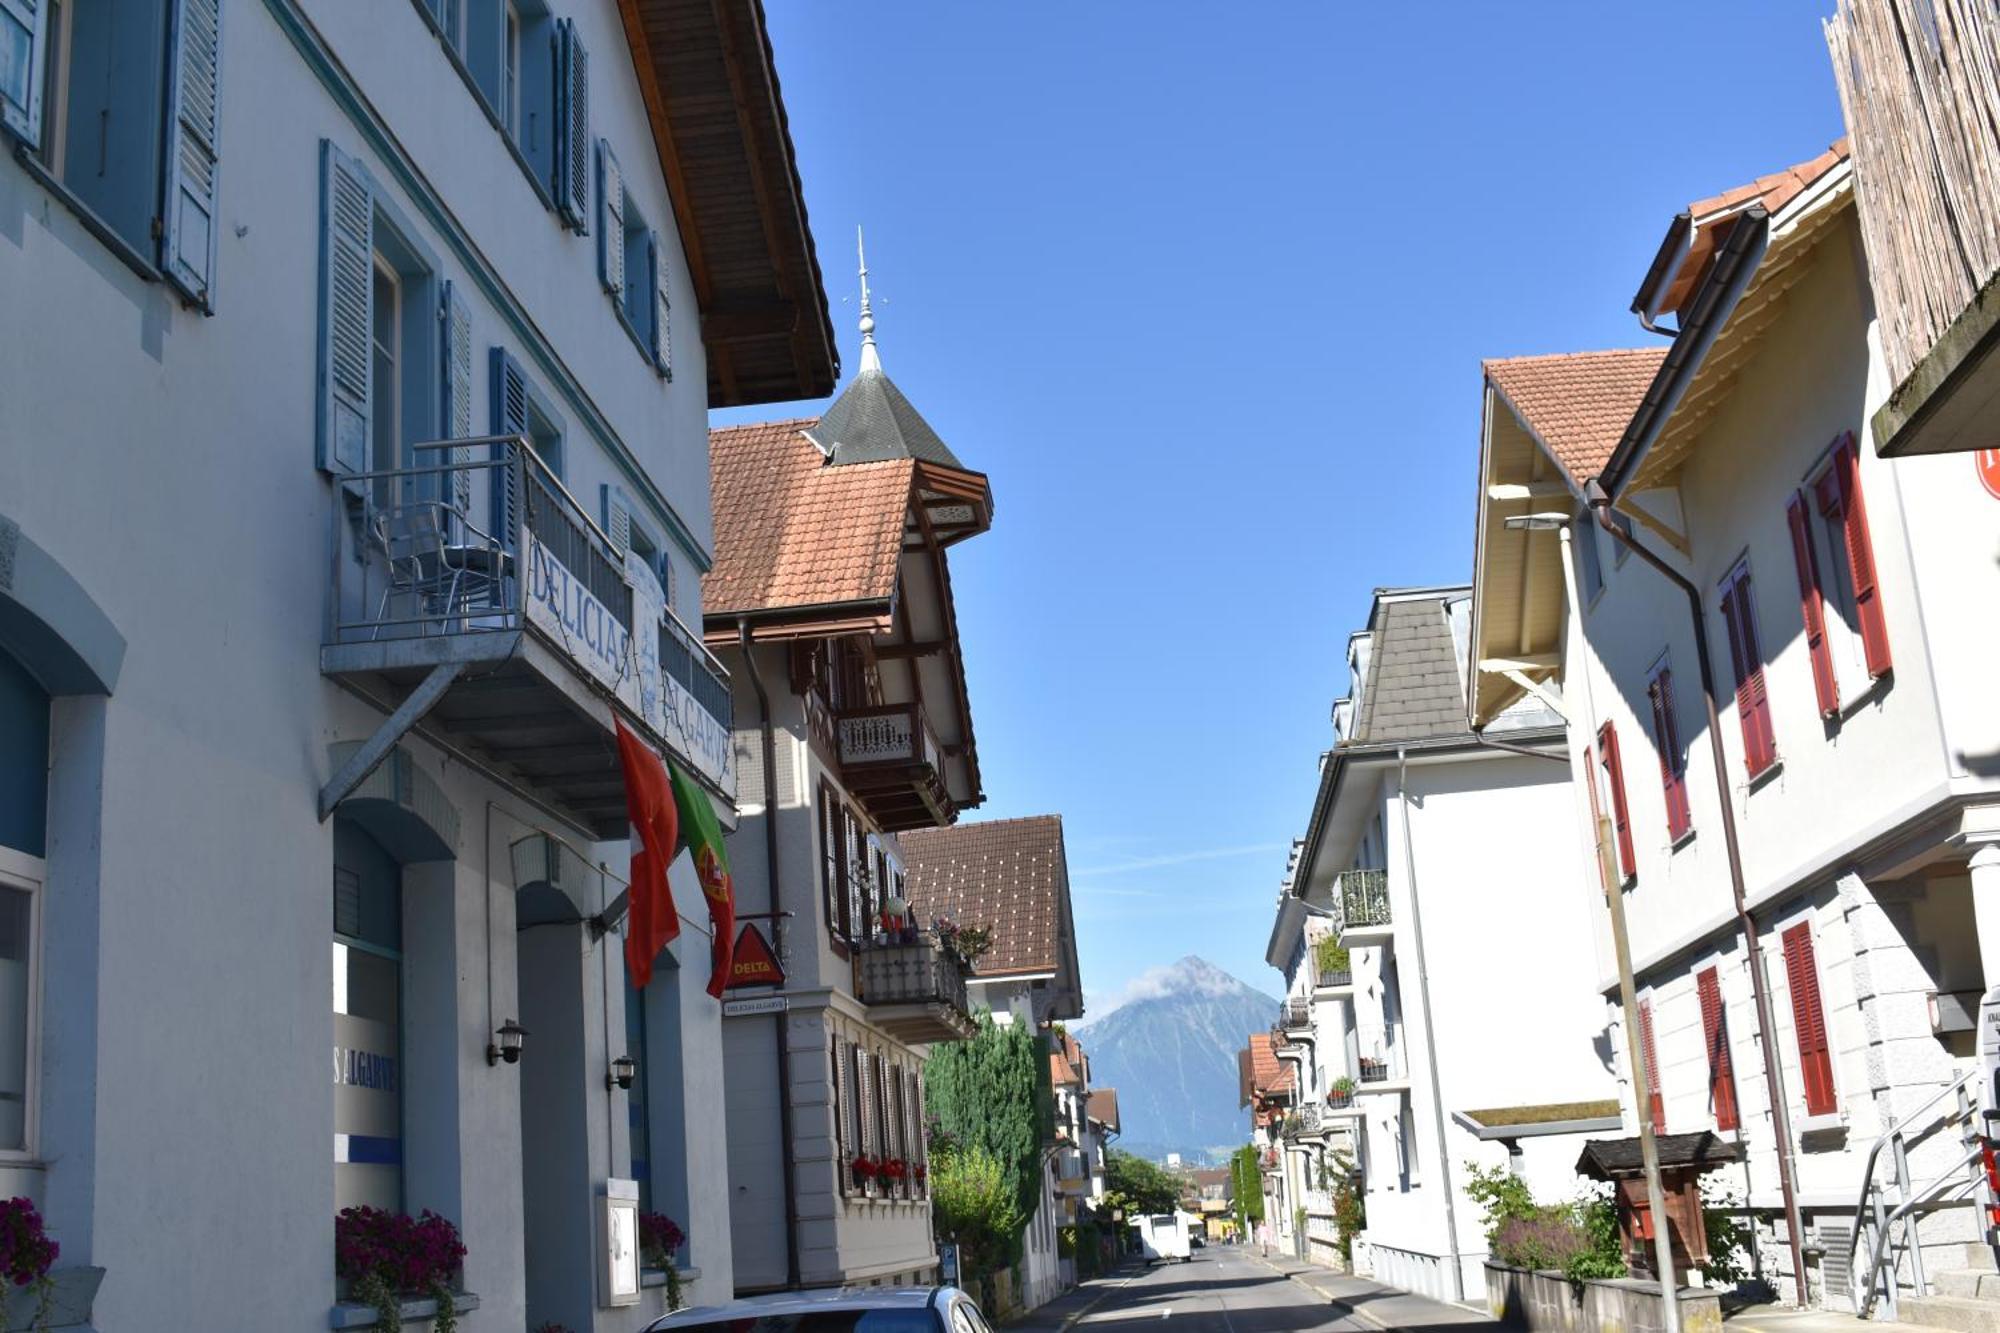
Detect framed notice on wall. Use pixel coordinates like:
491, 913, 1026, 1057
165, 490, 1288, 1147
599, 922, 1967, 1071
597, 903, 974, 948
603, 1178, 640, 1307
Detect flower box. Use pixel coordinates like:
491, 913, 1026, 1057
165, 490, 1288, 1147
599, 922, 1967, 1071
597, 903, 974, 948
2, 1266, 101, 1331
328, 1289, 480, 1329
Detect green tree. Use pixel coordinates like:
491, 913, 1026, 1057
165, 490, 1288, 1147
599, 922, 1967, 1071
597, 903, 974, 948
930, 1147, 1023, 1276
924, 1013, 1053, 1261
1103, 1150, 1180, 1215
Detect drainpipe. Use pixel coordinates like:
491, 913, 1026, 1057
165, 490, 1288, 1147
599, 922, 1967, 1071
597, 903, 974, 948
1396, 747, 1465, 1303
740, 618, 802, 1290
1584, 487, 1809, 1304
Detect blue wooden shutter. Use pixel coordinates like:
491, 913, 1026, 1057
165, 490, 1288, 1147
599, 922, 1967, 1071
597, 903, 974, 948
161, 0, 222, 309
441, 280, 474, 523
317, 141, 374, 475
554, 20, 588, 232
650, 229, 672, 379
597, 139, 623, 296
489, 348, 529, 544
0, 0, 48, 146
600, 484, 631, 553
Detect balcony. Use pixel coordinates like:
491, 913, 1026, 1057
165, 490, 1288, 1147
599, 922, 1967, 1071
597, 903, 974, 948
319, 440, 733, 834
853, 935, 976, 1044
1283, 1103, 1329, 1140
836, 702, 954, 832
1355, 1047, 1409, 1094
1280, 996, 1313, 1034
1335, 869, 1392, 944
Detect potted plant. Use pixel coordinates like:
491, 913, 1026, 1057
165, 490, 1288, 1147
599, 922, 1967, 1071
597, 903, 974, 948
335, 1205, 467, 1333
1327, 1076, 1356, 1109
637, 1211, 686, 1311
852, 1154, 881, 1187
1358, 1056, 1387, 1082
0, 1197, 57, 1333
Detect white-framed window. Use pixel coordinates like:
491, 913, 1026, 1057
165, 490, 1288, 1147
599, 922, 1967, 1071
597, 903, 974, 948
333, 822, 405, 1212
0, 848, 43, 1162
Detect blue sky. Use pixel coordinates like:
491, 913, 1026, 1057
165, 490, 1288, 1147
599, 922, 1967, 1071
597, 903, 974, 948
716, 3, 1847, 1014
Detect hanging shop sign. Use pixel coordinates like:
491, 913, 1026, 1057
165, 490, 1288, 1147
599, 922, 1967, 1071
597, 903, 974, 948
725, 923, 786, 990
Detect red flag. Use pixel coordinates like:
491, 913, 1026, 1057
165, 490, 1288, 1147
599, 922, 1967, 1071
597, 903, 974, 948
615, 718, 680, 988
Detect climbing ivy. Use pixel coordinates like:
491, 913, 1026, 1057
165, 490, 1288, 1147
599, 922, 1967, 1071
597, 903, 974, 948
923, 1012, 1053, 1263
1230, 1144, 1264, 1224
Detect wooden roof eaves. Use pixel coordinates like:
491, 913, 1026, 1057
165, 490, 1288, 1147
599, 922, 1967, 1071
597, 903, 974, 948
1470, 383, 1575, 727
702, 602, 895, 646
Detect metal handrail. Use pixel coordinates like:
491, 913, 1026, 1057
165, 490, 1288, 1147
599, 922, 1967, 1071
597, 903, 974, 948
410, 435, 622, 554
1849, 1067, 1984, 1319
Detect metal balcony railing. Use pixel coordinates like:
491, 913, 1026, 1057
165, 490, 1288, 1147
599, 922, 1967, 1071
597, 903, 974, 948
1281, 997, 1313, 1030
1336, 868, 1391, 931
854, 935, 973, 1042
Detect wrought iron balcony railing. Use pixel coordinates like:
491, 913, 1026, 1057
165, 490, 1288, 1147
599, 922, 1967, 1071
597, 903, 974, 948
836, 702, 953, 831
1336, 868, 1391, 932
854, 935, 974, 1043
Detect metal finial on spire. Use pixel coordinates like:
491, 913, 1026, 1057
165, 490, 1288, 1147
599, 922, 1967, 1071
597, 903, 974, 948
857, 225, 881, 374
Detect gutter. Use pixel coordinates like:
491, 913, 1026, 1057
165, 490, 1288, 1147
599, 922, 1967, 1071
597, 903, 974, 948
1602, 206, 1770, 500
1630, 211, 1694, 336
739, 618, 802, 1290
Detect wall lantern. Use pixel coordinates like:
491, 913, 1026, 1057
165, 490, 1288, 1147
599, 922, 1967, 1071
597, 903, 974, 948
488, 1019, 529, 1066
608, 1054, 637, 1090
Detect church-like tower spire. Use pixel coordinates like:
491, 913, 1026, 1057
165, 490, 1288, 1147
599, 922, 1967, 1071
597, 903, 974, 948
857, 226, 882, 375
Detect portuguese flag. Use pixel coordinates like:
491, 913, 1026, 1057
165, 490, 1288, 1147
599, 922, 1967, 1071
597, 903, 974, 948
667, 755, 737, 999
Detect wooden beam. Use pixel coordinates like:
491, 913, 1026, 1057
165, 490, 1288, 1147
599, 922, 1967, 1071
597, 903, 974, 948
1478, 654, 1560, 674
1620, 498, 1693, 557
1501, 668, 1567, 721
1486, 481, 1572, 501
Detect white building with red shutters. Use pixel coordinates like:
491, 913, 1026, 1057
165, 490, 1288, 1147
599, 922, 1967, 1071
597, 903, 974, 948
1469, 141, 2000, 1315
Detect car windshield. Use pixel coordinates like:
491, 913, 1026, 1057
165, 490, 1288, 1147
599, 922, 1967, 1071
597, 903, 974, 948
676, 1312, 937, 1333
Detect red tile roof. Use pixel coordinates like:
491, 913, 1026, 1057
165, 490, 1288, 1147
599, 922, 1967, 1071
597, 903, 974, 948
1484, 348, 1668, 486
901, 815, 1073, 977
1649, 140, 1851, 316
1245, 1032, 1293, 1097
1690, 138, 1850, 223
703, 418, 916, 621
1050, 1047, 1080, 1087
1086, 1088, 1120, 1133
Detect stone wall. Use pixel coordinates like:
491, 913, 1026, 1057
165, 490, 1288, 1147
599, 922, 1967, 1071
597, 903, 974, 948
1485, 1264, 1723, 1333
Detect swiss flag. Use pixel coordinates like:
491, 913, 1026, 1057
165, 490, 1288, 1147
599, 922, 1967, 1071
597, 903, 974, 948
614, 718, 681, 988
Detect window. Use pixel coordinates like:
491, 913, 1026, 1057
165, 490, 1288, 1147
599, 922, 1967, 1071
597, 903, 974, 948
500, 3, 520, 141
487, 347, 567, 542
0, 647, 49, 861
1781, 921, 1838, 1118
1595, 722, 1636, 883
1645, 660, 1692, 843
1718, 561, 1778, 778
1696, 967, 1739, 1132
1637, 997, 1665, 1134
597, 139, 674, 376
7, 0, 220, 304
623, 981, 652, 1214
0, 651, 45, 1159
1788, 435, 1893, 716
1574, 507, 1605, 604
334, 822, 404, 1211
819, 781, 849, 947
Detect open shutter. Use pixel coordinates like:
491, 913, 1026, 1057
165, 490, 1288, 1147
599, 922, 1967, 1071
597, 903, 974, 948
161, 0, 222, 309
836, 1040, 855, 1194
600, 484, 631, 553
440, 280, 474, 524
1786, 494, 1839, 717
598, 140, 624, 295
1648, 669, 1691, 841
651, 229, 673, 379
317, 141, 374, 475
1782, 924, 1837, 1116
1721, 575, 1777, 776
1638, 999, 1665, 1134
489, 348, 529, 544
1833, 440, 1893, 677
1598, 723, 1635, 881
554, 20, 589, 232
0, 0, 48, 146
1696, 968, 1739, 1131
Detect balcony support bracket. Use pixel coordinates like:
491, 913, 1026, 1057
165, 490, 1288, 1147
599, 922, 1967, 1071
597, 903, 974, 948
318, 661, 467, 821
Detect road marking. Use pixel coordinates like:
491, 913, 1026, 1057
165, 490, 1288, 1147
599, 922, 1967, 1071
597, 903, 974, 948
1160, 1308, 1171, 1320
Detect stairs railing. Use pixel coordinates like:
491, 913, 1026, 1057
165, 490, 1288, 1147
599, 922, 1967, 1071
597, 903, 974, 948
1850, 1068, 1991, 1320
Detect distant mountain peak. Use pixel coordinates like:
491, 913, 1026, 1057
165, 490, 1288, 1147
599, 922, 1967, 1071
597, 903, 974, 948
1081, 956, 1271, 1025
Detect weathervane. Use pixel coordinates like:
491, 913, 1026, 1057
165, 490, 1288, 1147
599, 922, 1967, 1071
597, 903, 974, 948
857, 225, 881, 374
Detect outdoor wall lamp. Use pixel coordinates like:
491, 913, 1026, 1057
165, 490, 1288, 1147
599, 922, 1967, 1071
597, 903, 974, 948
487, 1019, 528, 1066
608, 1054, 637, 1090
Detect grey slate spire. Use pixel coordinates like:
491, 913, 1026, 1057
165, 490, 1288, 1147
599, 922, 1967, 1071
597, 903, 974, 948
806, 228, 967, 469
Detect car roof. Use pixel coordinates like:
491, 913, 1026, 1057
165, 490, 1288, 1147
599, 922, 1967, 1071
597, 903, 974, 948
649, 1285, 960, 1329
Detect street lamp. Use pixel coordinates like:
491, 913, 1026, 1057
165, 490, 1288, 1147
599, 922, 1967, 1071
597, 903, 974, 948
487, 1019, 528, 1066
608, 1054, 638, 1090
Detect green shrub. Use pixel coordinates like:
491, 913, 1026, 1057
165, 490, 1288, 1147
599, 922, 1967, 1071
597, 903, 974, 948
931, 1147, 1023, 1276
1315, 937, 1350, 977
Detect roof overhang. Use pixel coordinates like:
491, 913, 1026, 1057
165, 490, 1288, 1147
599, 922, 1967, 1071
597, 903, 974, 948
1605, 165, 1856, 501
1264, 896, 1309, 970
1871, 263, 2000, 457
617, 0, 839, 406
1452, 1104, 1623, 1141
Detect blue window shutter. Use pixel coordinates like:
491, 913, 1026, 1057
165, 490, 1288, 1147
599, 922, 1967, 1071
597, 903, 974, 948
650, 229, 672, 379
489, 348, 529, 543
441, 279, 474, 521
598, 139, 623, 296
0, 0, 48, 147
318, 141, 374, 475
554, 19, 589, 232
160, 0, 222, 310
601, 484, 631, 553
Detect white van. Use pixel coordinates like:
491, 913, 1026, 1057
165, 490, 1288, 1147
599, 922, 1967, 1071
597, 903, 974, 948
1133, 1212, 1192, 1263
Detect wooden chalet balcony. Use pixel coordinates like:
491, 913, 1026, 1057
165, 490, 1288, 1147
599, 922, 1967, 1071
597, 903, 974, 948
836, 702, 954, 831
319, 439, 733, 834
853, 937, 976, 1043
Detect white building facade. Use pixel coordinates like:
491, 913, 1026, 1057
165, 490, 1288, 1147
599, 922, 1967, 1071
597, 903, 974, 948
0, 0, 836, 1327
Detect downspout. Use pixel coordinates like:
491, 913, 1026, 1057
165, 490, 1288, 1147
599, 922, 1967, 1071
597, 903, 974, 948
740, 618, 802, 1290
1584, 488, 1809, 1303
1397, 746, 1464, 1302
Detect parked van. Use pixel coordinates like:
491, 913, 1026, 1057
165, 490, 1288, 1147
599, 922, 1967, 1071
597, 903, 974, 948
1133, 1212, 1192, 1263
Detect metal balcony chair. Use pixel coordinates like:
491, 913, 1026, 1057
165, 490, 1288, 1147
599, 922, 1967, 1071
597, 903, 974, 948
371, 500, 510, 637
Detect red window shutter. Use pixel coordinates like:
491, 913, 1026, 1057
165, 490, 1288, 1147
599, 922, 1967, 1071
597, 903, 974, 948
1647, 669, 1692, 841
1782, 924, 1838, 1117
1696, 968, 1740, 1131
1598, 723, 1636, 881
1721, 576, 1778, 776
1833, 439, 1893, 677
1786, 493, 1840, 718
1638, 999, 1666, 1134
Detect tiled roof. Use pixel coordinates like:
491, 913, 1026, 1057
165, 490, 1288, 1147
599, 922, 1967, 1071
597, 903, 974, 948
1050, 1047, 1080, 1087
1352, 596, 1470, 744
703, 418, 915, 619
1690, 139, 1850, 222
901, 815, 1072, 977
1086, 1088, 1120, 1132
1484, 349, 1668, 487
1245, 1033, 1293, 1096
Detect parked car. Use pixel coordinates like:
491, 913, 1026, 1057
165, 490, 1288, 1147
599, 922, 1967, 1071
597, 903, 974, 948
645, 1286, 997, 1333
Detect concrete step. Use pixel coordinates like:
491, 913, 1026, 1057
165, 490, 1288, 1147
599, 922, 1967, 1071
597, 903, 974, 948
1896, 1296, 2000, 1333
1932, 1272, 2000, 1300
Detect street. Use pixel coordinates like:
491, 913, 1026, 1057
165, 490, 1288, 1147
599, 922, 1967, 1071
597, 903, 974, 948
1020, 1249, 1505, 1333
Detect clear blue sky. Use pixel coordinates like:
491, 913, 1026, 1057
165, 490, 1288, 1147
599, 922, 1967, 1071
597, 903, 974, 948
716, 3, 1846, 1014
